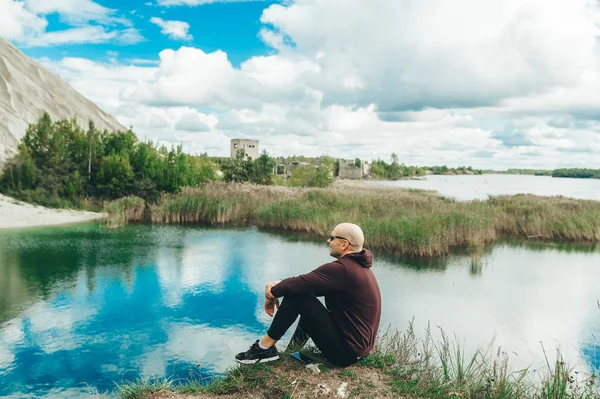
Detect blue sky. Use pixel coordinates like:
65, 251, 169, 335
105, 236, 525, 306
2, 0, 600, 169
21, 0, 279, 67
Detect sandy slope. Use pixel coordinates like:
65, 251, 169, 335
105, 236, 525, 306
0, 194, 105, 229
0, 37, 125, 162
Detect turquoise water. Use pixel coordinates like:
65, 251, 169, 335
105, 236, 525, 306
0, 224, 599, 397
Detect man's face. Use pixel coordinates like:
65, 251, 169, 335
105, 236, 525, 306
327, 229, 347, 258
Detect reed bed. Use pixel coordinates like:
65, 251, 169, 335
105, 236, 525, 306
105, 182, 600, 257
149, 183, 304, 225
103, 196, 145, 228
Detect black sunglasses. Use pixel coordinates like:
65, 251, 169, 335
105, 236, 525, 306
328, 234, 353, 246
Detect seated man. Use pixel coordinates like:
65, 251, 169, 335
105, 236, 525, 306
235, 223, 382, 367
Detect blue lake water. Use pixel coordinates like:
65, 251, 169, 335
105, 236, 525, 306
0, 224, 599, 398
366, 174, 600, 201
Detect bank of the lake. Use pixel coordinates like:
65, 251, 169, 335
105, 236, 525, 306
2, 224, 598, 398
115, 328, 599, 399
0, 193, 105, 229
106, 181, 600, 257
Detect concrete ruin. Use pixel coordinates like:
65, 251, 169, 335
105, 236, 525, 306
274, 157, 371, 180
338, 159, 370, 179
230, 139, 259, 161
232, 138, 370, 180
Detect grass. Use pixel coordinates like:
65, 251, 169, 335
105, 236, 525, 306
105, 181, 600, 257
3, 188, 105, 211
113, 324, 599, 399
115, 376, 175, 398
103, 196, 145, 228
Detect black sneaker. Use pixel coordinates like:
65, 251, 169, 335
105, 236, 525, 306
235, 340, 280, 364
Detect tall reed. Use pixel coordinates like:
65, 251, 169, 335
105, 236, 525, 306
118, 182, 600, 257
104, 196, 145, 228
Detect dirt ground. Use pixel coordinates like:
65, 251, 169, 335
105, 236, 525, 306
144, 360, 398, 399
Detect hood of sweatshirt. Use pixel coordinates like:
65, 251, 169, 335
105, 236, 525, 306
341, 249, 373, 268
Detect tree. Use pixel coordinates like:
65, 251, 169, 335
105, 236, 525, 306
288, 162, 334, 188
222, 150, 251, 182
0, 114, 222, 206
370, 160, 385, 178
250, 151, 276, 185
288, 165, 318, 187
20, 153, 37, 189
96, 154, 134, 199
23, 112, 54, 165
103, 129, 138, 156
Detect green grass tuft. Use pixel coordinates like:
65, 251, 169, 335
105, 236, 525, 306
115, 376, 173, 399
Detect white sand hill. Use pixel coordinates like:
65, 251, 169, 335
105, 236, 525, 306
0, 37, 125, 163
0, 194, 105, 229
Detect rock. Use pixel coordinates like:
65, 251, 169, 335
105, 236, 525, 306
306, 363, 321, 374
313, 383, 331, 395
337, 382, 348, 398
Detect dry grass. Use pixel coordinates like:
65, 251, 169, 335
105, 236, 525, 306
104, 196, 145, 228
104, 182, 600, 257
149, 184, 304, 225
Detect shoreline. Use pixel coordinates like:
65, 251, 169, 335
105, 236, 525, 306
103, 181, 600, 257
0, 194, 105, 230
113, 327, 599, 399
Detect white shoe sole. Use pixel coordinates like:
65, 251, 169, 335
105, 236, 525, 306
235, 355, 280, 365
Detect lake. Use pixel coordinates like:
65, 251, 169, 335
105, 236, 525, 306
366, 174, 600, 201
0, 224, 599, 398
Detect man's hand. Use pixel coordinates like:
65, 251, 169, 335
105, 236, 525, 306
264, 298, 280, 317
264, 280, 281, 300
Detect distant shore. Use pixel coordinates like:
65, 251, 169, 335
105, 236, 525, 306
0, 194, 105, 230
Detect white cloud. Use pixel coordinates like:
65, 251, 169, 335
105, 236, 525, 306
0, 0, 142, 46
258, 27, 285, 51
157, 0, 265, 6
25, 0, 130, 25
260, 0, 599, 111
127, 47, 256, 108
150, 17, 193, 41
117, 27, 145, 44
0, 0, 48, 40
28, 0, 600, 168
23, 26, 144, 47
175, 111, 212, 131
128, 58, 160, 65
24, 26, 116, 46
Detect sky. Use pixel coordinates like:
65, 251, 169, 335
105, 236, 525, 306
2, 0, 600, 169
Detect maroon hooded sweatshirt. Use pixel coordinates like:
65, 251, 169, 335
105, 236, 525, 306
270, 249, 381, 357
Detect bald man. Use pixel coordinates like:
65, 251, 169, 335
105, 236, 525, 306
235, 223, 382, 367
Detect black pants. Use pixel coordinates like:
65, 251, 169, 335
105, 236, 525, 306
266, 293, 358, 367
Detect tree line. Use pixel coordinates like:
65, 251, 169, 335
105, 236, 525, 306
552, 168, 600, 179
0, 113, 224, 208
0, 114, 335, 209
369, 153, 481, 179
